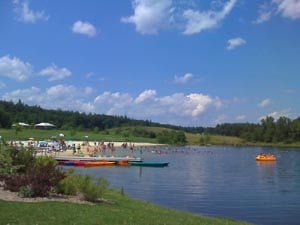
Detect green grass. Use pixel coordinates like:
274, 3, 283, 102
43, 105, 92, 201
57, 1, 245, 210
0, 128, 157, 143
0, 189, 252, 225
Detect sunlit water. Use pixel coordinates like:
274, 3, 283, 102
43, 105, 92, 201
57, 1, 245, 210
69, 146, 300, 225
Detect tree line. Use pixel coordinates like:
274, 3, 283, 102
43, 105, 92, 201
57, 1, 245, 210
1, 100, 300, 143
212, 116, 300, 143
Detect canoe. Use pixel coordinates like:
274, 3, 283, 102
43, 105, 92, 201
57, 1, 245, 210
256, 154, 276, 161
129, 161, 169, 167
83, 161, 116, 167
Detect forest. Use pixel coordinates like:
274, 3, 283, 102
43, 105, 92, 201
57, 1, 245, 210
0, 100, 300, 144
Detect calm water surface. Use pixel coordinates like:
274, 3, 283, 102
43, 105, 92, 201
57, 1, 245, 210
71, 146, 300, 225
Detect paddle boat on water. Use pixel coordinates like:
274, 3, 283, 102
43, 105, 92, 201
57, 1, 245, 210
256, 153, 277, 161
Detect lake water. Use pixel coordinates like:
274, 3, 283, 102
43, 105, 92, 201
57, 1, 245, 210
70, 146, 300, 225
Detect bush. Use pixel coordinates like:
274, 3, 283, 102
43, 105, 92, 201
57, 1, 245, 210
57, 172, 109, 202
55, 169, 79, 195
27, 162, 66, 197
18, 185, 34, 198
0, 147, 13, 175
3, 158, 66, 197
79, 176, 108, 202
9, 147, 36, 174
2, 174, 27, 192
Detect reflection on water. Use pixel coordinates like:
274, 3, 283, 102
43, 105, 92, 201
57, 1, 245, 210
72, 146, 300, 225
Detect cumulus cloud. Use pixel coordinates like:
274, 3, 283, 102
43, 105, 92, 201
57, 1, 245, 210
3, 86, 42, 103
39, 64, 71, 81
3, 85, 224, 126
121, 0, 173, 34
174, 73, 194, 84
182, 0, 237, 35
0, 55, 33, 81
72, 21, 97, 37
94, 92, 133, 115
227, 37, 246, 50
260, 108, 292, 121
276, 0, 300, 19
134, 89, 157, 104
258, 98, 271, 107
13, 0, 49, 23
46, 85, 76, 99
84, 86, 94, 95
236, 115, 246, 121
255, 0, 300, 23
121, 0, 237, 35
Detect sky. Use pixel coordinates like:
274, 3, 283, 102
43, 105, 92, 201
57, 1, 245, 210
0, 0, 299, 127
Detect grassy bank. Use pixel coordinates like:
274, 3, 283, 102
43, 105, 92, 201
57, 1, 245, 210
0, 189, 251, 225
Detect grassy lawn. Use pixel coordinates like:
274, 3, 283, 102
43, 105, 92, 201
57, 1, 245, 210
0, 190, 252, 225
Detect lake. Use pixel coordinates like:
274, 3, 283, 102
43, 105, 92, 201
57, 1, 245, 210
71, 146, 300, 225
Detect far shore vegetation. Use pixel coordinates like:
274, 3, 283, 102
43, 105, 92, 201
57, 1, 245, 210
0, 100, 300, 147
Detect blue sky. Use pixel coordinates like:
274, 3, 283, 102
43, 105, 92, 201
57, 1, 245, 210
0, 0, 299, 127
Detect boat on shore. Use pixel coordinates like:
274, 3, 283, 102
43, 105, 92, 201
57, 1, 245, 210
83, 161, 115, 167
256, 153, 276, 161
54, 155, 142, 163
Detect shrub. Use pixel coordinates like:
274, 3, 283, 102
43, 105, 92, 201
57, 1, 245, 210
81, 176, 109, 202
3, 158, 66, 197
9, 147, 36, 174
55, 169, 79, 195
57, 173, 109, 202
2, 174, 27, 192
18, 185, 34, 198
0, 147, 13, 175
27, 162, 66, 197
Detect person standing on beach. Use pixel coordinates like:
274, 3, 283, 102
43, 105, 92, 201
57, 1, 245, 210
72, 143, 76, 155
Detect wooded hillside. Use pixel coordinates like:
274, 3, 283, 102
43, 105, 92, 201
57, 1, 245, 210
1, 100, 300, 144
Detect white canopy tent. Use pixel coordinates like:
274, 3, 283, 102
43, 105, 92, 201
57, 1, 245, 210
34, 122, 55, 129
12, 122, 30, 127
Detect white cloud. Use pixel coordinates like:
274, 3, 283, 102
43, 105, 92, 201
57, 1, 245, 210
276, 0, 300, 19
134, 89, 157, 104
255, 0, 300, 24
72, 21, 97, 37
46, 85, 76, 99
174, 73, 194, 84
39, 64, 71, 81
182, 0, 237, 35
3, 86, 42, 103
236, 115, 246, 121
260, 108, 292, 121
253, 2, 274, 24
121, 0, 173, 34
0, 55, 33, 81
258, 98, 271, 107
13, 0, 49, 23
84, 87, 94, 95
3, 85, 225, 126
227, 37, 246, 50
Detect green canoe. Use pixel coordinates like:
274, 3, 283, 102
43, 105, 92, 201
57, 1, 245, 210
129, 161, 169, 167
